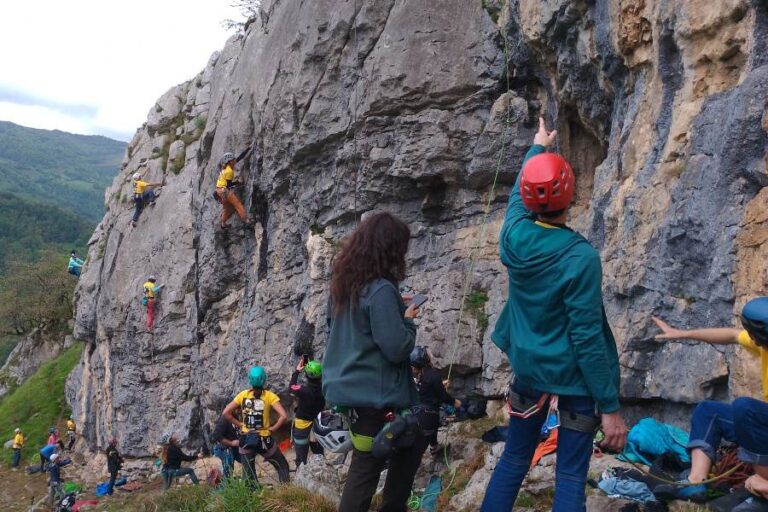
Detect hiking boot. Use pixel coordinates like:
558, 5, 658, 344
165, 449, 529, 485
734, 496, 768, 512
653, 480, 706, 502
131, 221, 137, 228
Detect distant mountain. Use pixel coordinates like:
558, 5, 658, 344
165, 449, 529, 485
0, 121, 125, 223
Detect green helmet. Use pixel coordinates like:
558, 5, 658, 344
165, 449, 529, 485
305, 360, 322, 379
248, 366, 267, 388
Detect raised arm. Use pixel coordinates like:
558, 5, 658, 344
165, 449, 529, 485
652, 317, 741, 345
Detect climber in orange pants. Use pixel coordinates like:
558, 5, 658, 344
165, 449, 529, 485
215, 148, 253, 229
143, 276, 163, 332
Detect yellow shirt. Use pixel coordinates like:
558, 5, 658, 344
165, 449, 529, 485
143, 281, 155, 299
133, 179, 148, 195
737, 330, 768, 401
233, 389, 280, 437
13, 433, 24, 449
67, 420, 76, 432
215, 165, 234, 188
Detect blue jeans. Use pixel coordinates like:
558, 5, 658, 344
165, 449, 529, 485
162, 467, 199, 491
213, 444, 234, 478
12, 448, 21, 468
688, 398, 768, 466
481, 383, 598, 512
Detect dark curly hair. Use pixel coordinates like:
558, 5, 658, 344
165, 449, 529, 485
330, 213, 411, 314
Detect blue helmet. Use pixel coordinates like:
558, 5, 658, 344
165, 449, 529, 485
248, 366, 267, 388
742, 297, 768, 348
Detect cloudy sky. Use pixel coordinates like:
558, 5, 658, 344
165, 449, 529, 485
0, 1, 242, 141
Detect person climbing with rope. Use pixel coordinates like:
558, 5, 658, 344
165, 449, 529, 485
160, 433, 201, 491
215, 148, 253, 230
223, 366, 290, 486
289, 357, 326, 467
481, 117, 626, 512
67, 250, 84, 277
323, 212, 425, 512
651, 298, 768, 510
131, 168, 162, 228
410, 346, 461, 459
142, 275, 163, 332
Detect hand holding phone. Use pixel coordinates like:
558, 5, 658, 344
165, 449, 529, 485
412, 293, 428, 308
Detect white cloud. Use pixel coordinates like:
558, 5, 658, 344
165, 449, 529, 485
0, 1, 242, 141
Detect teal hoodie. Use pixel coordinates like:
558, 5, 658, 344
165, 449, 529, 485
492, 145, 620, 413
323, 278, 419, 410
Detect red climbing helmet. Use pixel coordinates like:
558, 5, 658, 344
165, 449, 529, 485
519, 153, 575, 213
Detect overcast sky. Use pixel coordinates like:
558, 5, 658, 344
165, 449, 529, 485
0, 1, 242, 141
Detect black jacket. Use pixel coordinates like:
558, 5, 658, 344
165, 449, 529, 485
106, 445, 123, 473
416, 367, 454, 410
290, 371, 325, 422
211, 415, 239, 444
163, 444, 196, 470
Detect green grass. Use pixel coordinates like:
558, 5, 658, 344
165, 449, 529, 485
465, 290, 489, 333
0, 343, 82, 465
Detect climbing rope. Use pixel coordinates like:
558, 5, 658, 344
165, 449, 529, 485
618, 455, 745, 487
350, 0, 362, 225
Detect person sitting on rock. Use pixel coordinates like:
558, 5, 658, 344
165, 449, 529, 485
105, 438, 124, 496
131, 168, 162, 228
409, 346, 461, 459
481, 117, 626, 512
215, 148, 253, 230
67, 250, 84, 277
211, 409, 241, 479
322, 212, 424, 512
289, 357, 326, 467
223, 365, 290, 485
160, 433, 200, 491
143, 275, 163, 332
652, 298, 768, 510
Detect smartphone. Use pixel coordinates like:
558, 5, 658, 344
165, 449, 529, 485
412, 293, 428, 308
301, 354, 310, 365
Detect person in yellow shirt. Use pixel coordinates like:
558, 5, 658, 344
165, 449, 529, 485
652, 297, 768, 507
215, 148, 252, 230
223, 366, 289, 484
131, 168, 163, 228
143, 276, 163, 332
66, 417, 76, 451
12, 428, 24, 469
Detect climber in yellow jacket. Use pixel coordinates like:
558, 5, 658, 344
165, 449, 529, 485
66, 417, 76, 451
131, 167, 163, 227
143, 276, 164, 332
12, 428, 24, 469
215, 148, 253, 230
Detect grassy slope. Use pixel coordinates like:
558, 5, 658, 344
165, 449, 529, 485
0, 343, 82, 465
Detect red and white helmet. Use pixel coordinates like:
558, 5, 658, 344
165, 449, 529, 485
519, 153, 575, 213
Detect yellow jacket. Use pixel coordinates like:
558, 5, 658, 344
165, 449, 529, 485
67, 420, 76, 432
13, 433, 24, 449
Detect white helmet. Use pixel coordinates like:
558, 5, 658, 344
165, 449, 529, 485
132, 172, 141, 180
220, 152, 235, 167
313, 411, 352, 453
50, 453, 59, 463
14, 428, 20, 433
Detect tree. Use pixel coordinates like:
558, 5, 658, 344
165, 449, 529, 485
222, 0, 263, 33
0, 250, 76, 334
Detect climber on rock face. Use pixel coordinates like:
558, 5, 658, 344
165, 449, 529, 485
481, 117, 626, 512
67, 250, 84, 277
322, 212, 424, 512
142, 275, 163, 332
131, 168, 162, 228
222, 365, 290, 485
409, 346, 461, 460
651, 299, 768, 509
215, 148, 253, 230
289, 357, 326, 467
66, 416, 76, 451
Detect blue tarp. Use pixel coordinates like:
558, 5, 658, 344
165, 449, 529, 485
619, 417, 690, 465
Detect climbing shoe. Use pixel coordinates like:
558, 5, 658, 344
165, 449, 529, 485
653, 480, 706, 502
734, 496, 768, 512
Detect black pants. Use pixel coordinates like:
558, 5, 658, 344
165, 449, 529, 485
240, 435, 290, 485
415, 408, 440, 447
339, 408, 426, 512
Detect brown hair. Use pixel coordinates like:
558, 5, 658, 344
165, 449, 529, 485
330, 213, 411, 314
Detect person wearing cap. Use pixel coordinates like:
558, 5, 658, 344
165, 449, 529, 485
105, 438, 124, 496
131, 167, 162, 227
215, 147, 253, 230
481, 118, 625, 512
143, 276, 164, 332
67, 250, 84, 277
48, 452, 63, 507
12, 428, 24, 469
651, 299, 768, 509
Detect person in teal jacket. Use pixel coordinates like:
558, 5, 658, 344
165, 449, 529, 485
323, 212, 423, 512
481, 118, 627, 512
67, 250, 84, 277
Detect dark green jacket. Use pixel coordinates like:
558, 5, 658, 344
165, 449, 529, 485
492, 144, 621, 413
323, 278, 419, 409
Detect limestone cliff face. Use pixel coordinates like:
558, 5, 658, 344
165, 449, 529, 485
67, 0, 768, 455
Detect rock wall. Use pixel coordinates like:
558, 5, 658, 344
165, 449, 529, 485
0, 329, 73, 398
67, 0, 768, 455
